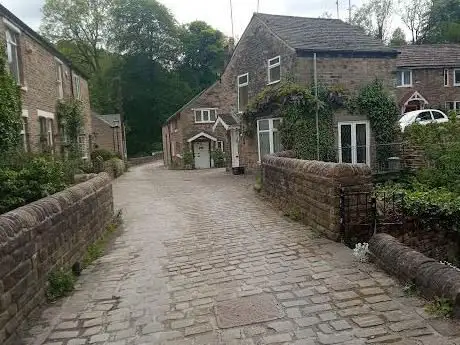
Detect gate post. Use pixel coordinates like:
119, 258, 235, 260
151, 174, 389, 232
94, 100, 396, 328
339, 188, 345, 241
371, 195, 377, 237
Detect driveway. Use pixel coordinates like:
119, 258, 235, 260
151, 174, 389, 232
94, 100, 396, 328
21, 163, 460, 345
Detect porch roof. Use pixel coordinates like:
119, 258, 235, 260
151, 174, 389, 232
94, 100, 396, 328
187, 131, 217, 143
212, 113, 240, 131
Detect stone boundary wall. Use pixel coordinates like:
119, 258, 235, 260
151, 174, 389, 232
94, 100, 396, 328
262, 152, 372, 240
0, 173, 113, 344
370, 233, 460, 318
128, 152, 164, 166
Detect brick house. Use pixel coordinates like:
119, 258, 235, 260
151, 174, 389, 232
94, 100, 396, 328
92, 113, 127, 159
0, 4, 92, 158
163, 13, 398, 170
395, 44, 460, 115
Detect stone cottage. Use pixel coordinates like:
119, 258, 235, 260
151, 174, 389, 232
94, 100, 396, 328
0, 4, 92, 158
163, 13, 399, 170
395, 44, 460, 115
92, 113, 127, 159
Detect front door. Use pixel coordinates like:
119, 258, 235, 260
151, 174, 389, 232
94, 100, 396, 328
193, 141, 211, 169
230, 129, 240, 168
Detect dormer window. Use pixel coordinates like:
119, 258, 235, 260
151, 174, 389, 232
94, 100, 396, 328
268, 56, 281, 84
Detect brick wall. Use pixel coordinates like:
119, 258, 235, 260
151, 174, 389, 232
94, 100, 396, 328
0, 13, 92, 157
395, 68, 460, 110
295, 54, 396, 92
92, 115, 123, 154
262, 152, 372, 240
0, 173, 113, 345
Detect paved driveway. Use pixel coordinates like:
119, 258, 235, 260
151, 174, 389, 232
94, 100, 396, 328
22, 163, 460, 345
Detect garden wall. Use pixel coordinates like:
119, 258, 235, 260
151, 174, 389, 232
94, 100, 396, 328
262, 152, 372, 240
128, 151, 164, 166
0, 173, 113, 345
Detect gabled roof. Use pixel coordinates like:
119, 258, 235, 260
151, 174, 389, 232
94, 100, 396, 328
397, 44, 460, 68
0, 4, 89, 79
254, 13, 397, 54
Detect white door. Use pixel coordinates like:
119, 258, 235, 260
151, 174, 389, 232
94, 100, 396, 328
230, 129, 240, 168
193, 141, 211, 169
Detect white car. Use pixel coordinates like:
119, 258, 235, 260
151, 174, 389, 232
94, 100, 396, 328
399, 109, 449, 132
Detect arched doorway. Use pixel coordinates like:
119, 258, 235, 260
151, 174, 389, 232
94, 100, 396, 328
402, 91, 429, 114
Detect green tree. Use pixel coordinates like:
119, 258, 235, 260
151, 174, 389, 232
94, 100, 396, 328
398, 0, 430, 43
420, 0, 460, 43
389, 27, 407, 46
351, 0, 394, 40
179, 21, 226, 92
41, 0, 113, 74
109, 0, 179, 64
0, 45, 22, 154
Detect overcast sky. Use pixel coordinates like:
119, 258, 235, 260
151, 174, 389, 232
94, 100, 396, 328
0, 0, 404, 40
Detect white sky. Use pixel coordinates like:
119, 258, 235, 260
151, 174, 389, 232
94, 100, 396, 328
0, 0, 407, 41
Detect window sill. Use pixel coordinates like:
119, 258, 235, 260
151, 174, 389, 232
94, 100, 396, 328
195, 121, 215, 124
396, 85, 412, 88
268, 80, 281, 86
454, 84, 460, 87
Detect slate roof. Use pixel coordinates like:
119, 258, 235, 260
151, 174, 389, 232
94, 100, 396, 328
95, 113, 122, 127
219, 114, 239, 126
255, 13, 396, 54
396, 44, 460, 68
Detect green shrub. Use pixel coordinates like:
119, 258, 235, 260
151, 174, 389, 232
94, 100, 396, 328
0, 156, 69, 214
104, 158, 125, 178
183, 150, 194, 168
46, 268, 76, 301
211, 150, 225, 168
91, 149, 116, 161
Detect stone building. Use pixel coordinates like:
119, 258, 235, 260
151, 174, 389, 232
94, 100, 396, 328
0, 4, 92, 158
163, 13, 398, 170
395, 44, 460, 114
92, 113, 127, 159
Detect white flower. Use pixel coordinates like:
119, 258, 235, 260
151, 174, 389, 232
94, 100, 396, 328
353, 242, 370, 263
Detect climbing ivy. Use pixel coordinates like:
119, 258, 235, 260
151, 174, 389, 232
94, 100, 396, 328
0, 44, 22, 154
349, 80, 399, 164
56, 99, 84, 158
244, 82, 336, 161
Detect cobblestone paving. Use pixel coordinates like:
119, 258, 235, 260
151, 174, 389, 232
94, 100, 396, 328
21, 163, 460, 345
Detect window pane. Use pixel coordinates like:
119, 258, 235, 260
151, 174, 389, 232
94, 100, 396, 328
259, 132, 270, 159
447, 102, 455, 110
272, 119, 281, 129
258, 119, 269, 131
273, 130, 282, 153
269, 56, 280, 66
396, 71, 402, 86
238, 74, 248, 85
210, 109, 216, 121
445, 69, 449, 86
403, 71, 411, 85
455, 70, 460, 85
269, 65, 281, 83
356, 124, 367, 164
340, 125, 352, 163
432, 111, 445, 119
417, 111, 432, 121
203, 110, 210, 122
456, 102, 460, 111
239, 85, 248, 111
195, 110, 201, 122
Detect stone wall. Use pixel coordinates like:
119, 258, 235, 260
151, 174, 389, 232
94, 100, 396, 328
0, 173, 113, 344
128, 152, 164, 166
370, 234, 460, 317
262, 152, 372, 240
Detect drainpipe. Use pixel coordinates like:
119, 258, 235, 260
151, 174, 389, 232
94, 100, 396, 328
314, 52, 320, 160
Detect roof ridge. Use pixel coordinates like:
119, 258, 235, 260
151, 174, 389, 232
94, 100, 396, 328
255, 12, 343, 22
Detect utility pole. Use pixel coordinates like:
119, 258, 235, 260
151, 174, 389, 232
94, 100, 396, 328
257, 0, 260, 12
336, 0, 339, 19
349, 0, 352, 22
230, 0, 235, 39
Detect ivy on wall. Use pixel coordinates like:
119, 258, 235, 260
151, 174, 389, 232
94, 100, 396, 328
56, 99, 84, 158
0, 45, 22, 154
244, 80, 399, 164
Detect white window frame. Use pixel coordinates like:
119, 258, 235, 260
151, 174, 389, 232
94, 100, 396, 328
446, 101, 460, 113
5, 28, 20, 85
217, 141, 224, 151
257, 117, 282, 162
454, 69, 460, 87
268, 56, 281, 85
56, 60, 64, 99
74, 75, 82, 99
338, 121, 371, 165
20, 111, 28, 152
78, 134, 88, 159
237, 73, 249, 113
396, 70, 412, 87
194, 108, 217, 123
444, 69, 450, 87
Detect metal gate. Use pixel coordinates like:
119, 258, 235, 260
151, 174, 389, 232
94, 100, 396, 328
340, 188, 405, 246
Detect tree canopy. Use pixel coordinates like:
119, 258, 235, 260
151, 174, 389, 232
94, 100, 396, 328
389, 27, 407, 46
41, 0, 227, 156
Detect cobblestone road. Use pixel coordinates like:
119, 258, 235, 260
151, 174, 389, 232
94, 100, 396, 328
22, 163, 460, 345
